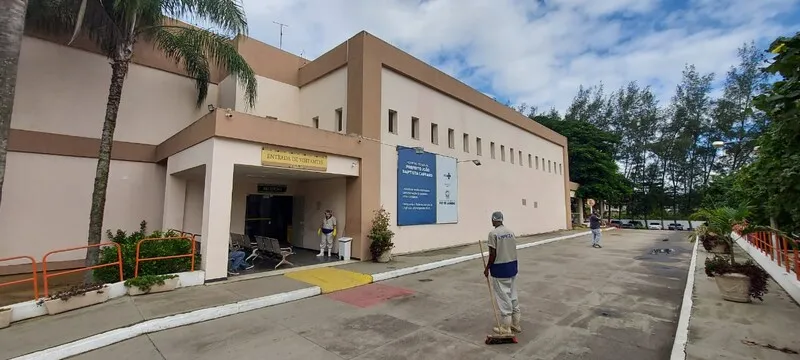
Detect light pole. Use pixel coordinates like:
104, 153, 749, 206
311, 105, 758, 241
457, 159, 481, 166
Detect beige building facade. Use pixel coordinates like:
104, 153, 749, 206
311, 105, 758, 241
0, 29, 571, 281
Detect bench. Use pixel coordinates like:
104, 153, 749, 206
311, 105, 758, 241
229, 233, 259, 265
254, 236, 295, 269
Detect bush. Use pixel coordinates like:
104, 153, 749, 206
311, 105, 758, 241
94, 221, 200, 283
368, 208, 395, 260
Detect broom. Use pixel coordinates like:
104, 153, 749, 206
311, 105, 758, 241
479, 240, 518, 345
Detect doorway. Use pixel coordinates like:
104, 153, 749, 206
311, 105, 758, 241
245, 195, 293, 246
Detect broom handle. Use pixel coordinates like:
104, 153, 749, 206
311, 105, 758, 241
479, 240, 503, 329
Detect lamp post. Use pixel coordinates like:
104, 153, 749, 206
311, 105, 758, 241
457, 159, 481, 166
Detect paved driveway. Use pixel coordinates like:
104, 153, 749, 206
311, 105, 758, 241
74, 230, 692, 360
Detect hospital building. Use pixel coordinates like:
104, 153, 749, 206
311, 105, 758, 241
0, 29, 572, 281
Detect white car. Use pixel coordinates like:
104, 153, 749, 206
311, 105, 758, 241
648, 222, 663, 230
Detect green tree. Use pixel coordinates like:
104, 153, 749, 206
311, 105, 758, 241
749, 33, 800, 237
0, 0, 29, 210
531, 112, 631, 214
27, 0, 258, 281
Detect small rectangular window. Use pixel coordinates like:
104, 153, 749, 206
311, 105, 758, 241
411, 117, 420, 140
542, 158, 546, 170
476, 138, 482, 156
510, 148, 515, 164
528, 154, 532, 168
548, 160, 552, 173
388, 109, 398, 134
335, 108, 343, 132
535, 156, 539, 169
431, 123, 439, 144
490, 142, 496, 159
519, 151, 523, 166
448, 129, 455, 149
534, 201, 538, 208
463, 133, 469, 152
559, 163, 563, 175
501, 145, 506, 161
522, 199, 527, 206
312, 116, 319, 129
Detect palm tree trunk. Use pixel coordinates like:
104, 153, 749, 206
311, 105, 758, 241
83, 56, 131, 283
0, 0, 28, 210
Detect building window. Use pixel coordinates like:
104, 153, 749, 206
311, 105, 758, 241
510, 148, 515, 164
501, 145, 506, 161
335, 108, 343, 132
312, 116, 319, 129
463, 133, 469, 152
448, 129, 455, 149
535, 156, 539, 169
528, 154, 532, 168
559, 163, 563, 174
548, 160, 552, 173
388, 109, 398, 134
411, 117, 420, 140
542, 158, 546, 170
534, 201, 538, 208
519, 151, 523, 166
490, 142, 496, 159
476, 138, 482, 156
431, 123, 439, 144
522, 198, 527, 206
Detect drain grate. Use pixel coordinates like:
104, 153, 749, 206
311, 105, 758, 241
649, 248, 674, 255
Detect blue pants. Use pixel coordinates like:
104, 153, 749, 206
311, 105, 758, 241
591, 229, 602, 245
229, 250, 246, 270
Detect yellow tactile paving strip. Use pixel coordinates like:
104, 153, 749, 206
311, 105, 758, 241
284, 267, 373, 293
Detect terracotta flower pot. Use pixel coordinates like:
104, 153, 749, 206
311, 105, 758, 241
715, 273, 751, 303
127, 277, 180, 296
0, 308, 11, 329
44, 287, 110, 315
376, 251, 392, 263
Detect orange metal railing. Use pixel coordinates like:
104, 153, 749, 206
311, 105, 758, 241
0, 256, 39, 300
741, 231, 800, 281
134, 236, 196, 277
42, 242, 123, 297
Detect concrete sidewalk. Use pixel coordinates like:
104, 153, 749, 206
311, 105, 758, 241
0, 229, 585, 359
685, 244, 800, 360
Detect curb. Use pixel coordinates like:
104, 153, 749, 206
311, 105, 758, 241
669, 236, 700, 360
11, 287, 322, 360
13, 229, 604, 359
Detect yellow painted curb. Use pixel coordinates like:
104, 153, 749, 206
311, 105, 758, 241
284, 267, 373, 293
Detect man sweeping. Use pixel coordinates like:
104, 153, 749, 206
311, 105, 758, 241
484, 211, 522, 335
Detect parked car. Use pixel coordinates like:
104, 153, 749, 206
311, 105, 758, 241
629, 220, 644, 229
621, 223, 634, 229
609, 220, 622, 228
648, 222, 663, 230
667, 223, 684, 231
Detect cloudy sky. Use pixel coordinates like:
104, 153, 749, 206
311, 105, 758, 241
233, 0, 799, 112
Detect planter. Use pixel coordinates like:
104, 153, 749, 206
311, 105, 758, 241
44, 287, 110, 315
714, 273, 751, 303
376, 251, 392, 263
0, 308, 11, 329
127, 277, 180, 296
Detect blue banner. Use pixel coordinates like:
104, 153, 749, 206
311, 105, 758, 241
397, 147, 437, 225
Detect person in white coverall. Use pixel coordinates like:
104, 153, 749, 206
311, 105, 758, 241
317, 210, 337, 257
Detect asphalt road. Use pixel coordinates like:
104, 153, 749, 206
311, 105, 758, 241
72, 229, 692, 360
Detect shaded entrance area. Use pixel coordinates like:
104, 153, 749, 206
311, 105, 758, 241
162, 138, 360, 280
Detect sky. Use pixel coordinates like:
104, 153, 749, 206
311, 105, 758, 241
233, 0, 800, 113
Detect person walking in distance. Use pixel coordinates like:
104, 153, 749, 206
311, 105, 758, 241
589, 210, 602, 248
317, 210, 337, 257
483, 211, 522, 335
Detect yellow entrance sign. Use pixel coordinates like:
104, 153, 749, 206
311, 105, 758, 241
261, 147, 328, 171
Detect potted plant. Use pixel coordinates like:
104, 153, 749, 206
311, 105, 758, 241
41, 283, 109, 315
691, 224, 730, 254
125, 274, 180, 296
368, 207, 395, 263
691, 206, 769, 303
0, 308, 11, 329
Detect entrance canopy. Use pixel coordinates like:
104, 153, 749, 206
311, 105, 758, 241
162, 137, 360, 280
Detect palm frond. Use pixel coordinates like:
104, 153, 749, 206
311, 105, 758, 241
150, 25, 256, 108
27, 0, 127, 56
161, 0, 248, 36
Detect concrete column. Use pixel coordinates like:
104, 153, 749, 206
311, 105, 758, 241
162, 173, 187, 231
577, 197, 585, 223
200, 156, 234, 281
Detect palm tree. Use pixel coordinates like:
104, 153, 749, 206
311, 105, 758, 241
26, 0, 258, 281
691, 205, 750, 264
0, 0, 30, 211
